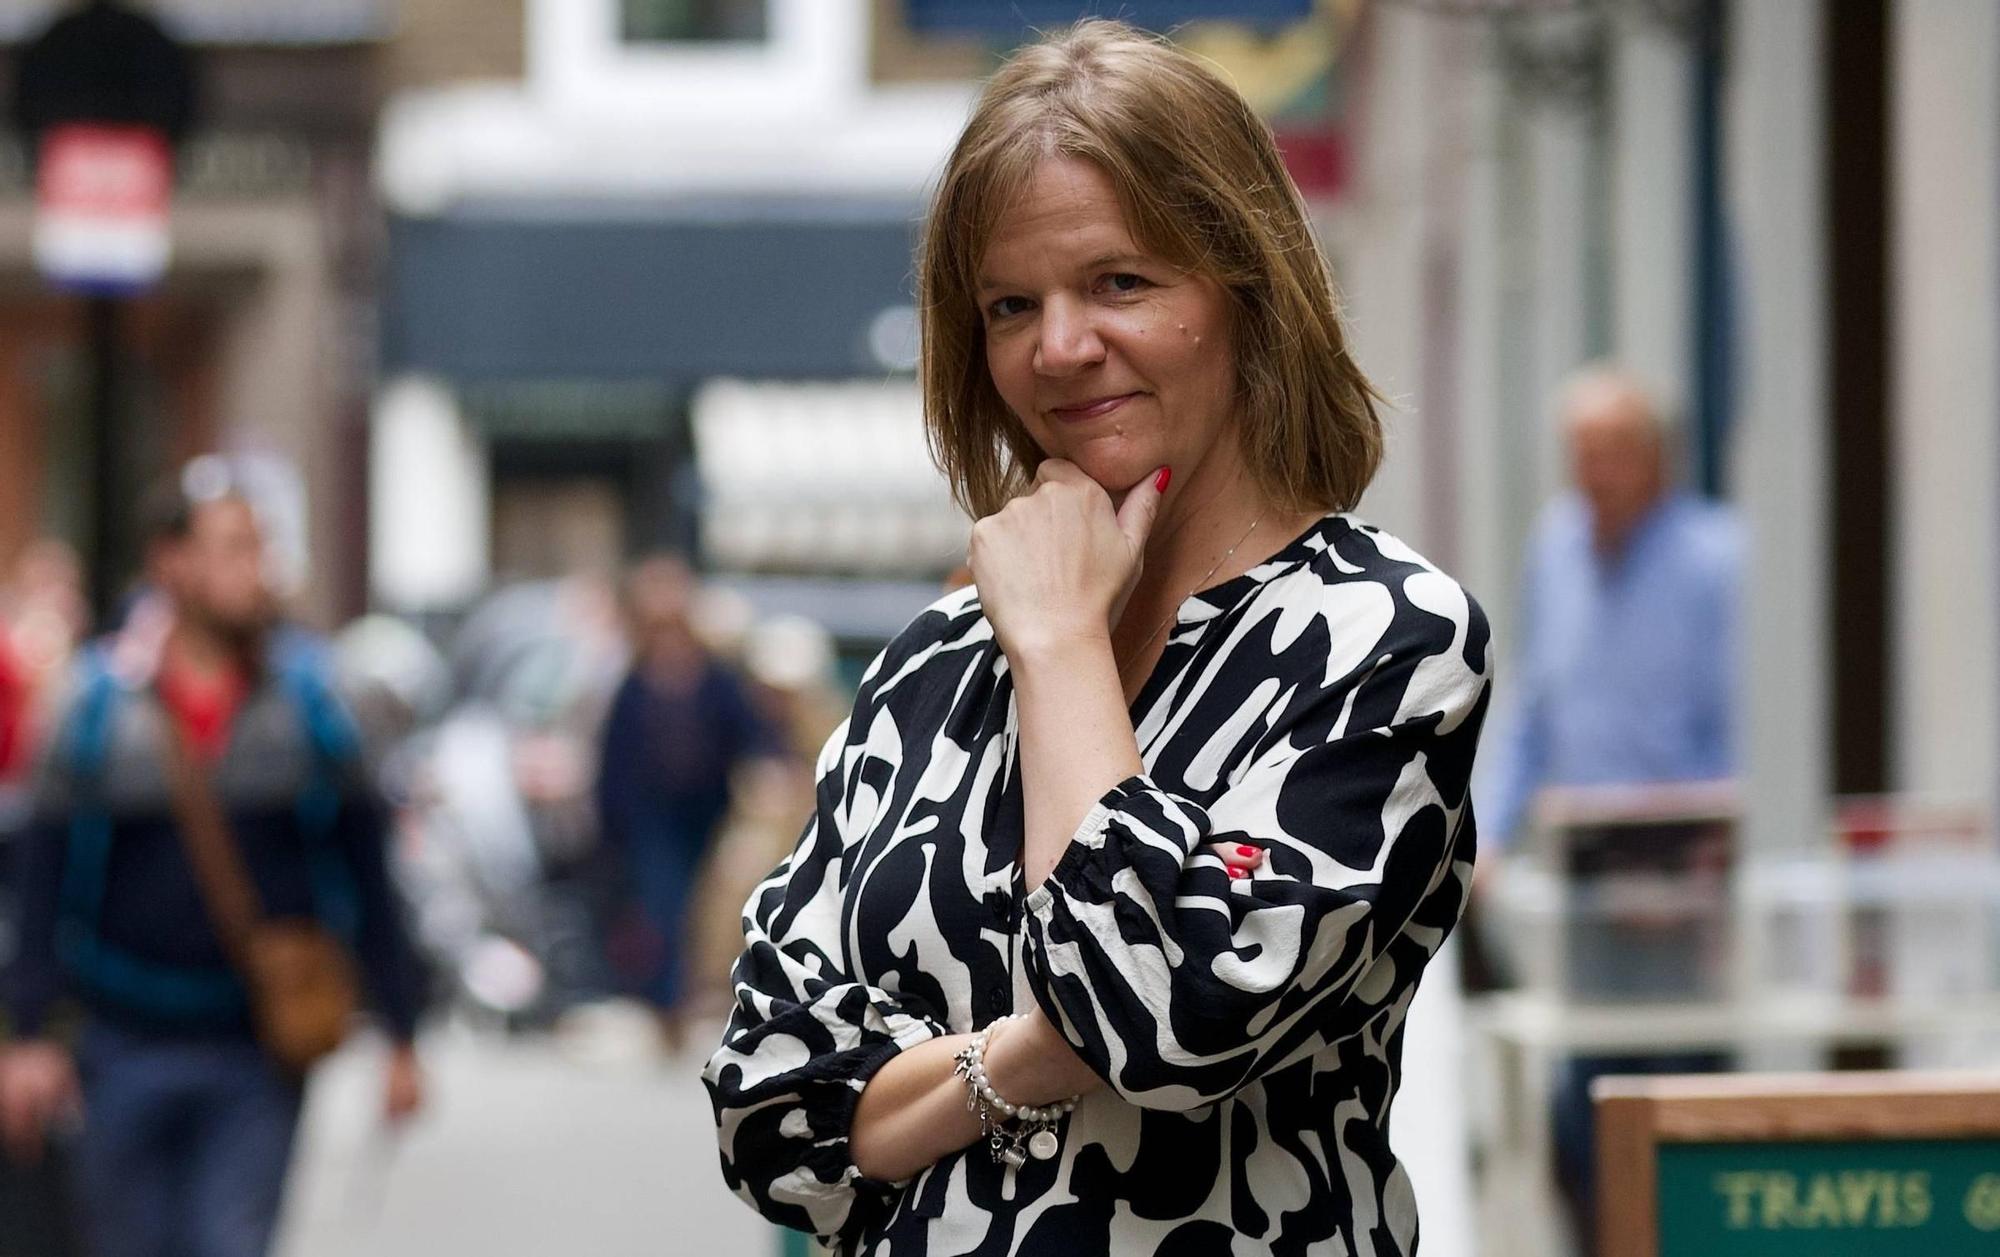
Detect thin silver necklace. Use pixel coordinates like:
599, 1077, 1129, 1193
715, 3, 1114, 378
1123, 511, 1267, 670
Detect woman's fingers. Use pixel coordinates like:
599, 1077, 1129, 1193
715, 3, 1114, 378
1206, 841, 1267, 879
971, 458, 1144, 658
1114, 465, 1168, 552
1033, 458, 1089, 486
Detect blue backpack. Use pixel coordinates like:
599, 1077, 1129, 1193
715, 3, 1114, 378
55, 638, 364, 1021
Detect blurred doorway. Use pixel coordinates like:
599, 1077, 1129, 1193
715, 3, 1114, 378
0, 290, 224, 619
491, 476, 626, 584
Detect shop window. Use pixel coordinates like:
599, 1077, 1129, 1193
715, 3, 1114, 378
621, 0, 767, 44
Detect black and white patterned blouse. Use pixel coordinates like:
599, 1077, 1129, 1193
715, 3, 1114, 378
703, 514, 1491, 1256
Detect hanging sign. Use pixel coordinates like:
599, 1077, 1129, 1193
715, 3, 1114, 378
13, 1, 198, 295
32, 122, 174, 293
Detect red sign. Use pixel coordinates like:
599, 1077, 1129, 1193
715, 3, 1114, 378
1272, 129, 1347, 201
33, 122, 173, 292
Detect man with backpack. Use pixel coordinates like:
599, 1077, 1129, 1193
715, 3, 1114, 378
0, 470, 426, 1257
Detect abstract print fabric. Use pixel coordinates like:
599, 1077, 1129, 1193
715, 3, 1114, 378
705, 514, 1491, 1256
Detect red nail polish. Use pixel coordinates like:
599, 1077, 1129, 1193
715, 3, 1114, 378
1228, 867, 1247, 879
1236, 844, 1258, 857
1154, 467, 1171, 493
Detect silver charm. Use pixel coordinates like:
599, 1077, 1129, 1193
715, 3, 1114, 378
1001, 1143, 1028, 1170
1028, 1129, 1060, 1161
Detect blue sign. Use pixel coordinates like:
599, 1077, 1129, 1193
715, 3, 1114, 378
905, 1, 1314, 36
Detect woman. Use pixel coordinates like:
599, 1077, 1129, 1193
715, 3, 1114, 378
705, 21, 1489, 1256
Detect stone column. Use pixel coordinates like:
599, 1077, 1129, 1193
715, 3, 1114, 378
1890, 0, 2000, 818
1725, 0, 1830, 857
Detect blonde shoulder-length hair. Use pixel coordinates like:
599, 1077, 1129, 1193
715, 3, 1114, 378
919, 19, 1383, 521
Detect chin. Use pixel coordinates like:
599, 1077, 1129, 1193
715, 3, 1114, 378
1064, 449, 1155, 496
209, 607, 273, 643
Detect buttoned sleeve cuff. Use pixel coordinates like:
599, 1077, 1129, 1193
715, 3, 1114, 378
1024, 775, 1212, 918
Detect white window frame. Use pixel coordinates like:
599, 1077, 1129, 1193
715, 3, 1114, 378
527, 0, 866, 120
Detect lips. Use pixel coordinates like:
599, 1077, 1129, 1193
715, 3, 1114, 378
1047, 392, 1140, 422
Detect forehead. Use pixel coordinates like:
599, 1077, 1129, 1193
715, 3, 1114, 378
980, 158, 1143, 277
632, 567, 694, 609
1567, 407, 1656, 451
188, 496, 263, 541
1564, 376, 1655, 430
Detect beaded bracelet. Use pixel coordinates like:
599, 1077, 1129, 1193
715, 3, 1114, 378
952, 1014, 1078, 1168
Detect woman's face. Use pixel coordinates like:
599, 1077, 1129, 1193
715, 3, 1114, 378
977, 158, 1239, 500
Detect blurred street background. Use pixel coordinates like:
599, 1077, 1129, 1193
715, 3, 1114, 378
0, 1, 1996, 1256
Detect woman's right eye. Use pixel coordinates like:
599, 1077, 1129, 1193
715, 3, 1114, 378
987, 296, 1032, 320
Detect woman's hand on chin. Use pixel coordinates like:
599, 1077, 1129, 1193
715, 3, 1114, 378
969, 459, 1167, 660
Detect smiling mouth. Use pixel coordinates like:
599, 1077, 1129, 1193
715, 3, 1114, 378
1048, 392, 1141, 422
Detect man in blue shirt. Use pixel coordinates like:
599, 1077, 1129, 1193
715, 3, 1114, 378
1479, 367, 1741, 1247
1483, 367, 1740, 853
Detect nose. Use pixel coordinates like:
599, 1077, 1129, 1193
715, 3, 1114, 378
1032, 296, 1105, 378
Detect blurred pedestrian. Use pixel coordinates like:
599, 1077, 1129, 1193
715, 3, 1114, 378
704, 22, 1489, 1255
1478, 365, 1742, 1245
0, 540, 89, 789
684, 615, 843, 1023
0, 624, 26, 793
0, 468, 427, 1257
1481, 366, 1740, 853
596, 555, 780, 1052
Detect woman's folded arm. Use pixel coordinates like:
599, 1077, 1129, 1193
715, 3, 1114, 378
1021, 608, 1490, 1112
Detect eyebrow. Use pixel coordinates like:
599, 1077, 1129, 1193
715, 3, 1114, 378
975, 251, 1156, 293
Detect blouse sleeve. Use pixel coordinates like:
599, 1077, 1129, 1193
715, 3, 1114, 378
1021, 579, 1491, 1112
701, 650, 951, 1248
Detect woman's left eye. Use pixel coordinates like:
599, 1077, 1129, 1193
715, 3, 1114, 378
1101, 273, 1148, 294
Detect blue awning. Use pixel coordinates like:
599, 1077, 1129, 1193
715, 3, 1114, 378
383, 199, 923, 385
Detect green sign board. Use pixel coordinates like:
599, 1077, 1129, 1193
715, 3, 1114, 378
1659, 1138, 2000, 1255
